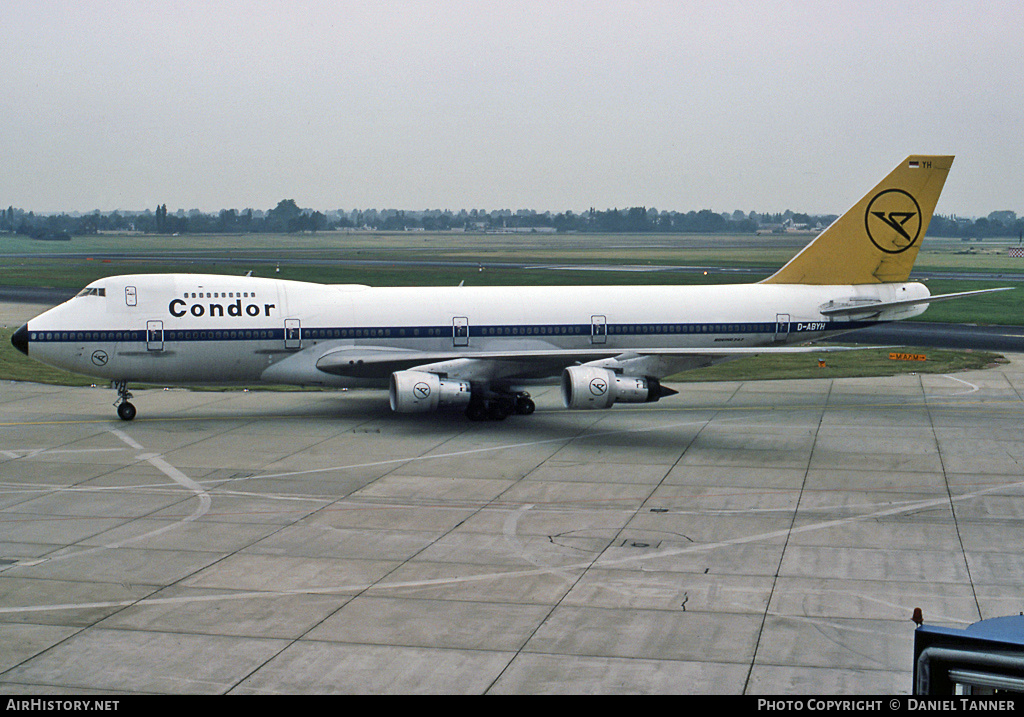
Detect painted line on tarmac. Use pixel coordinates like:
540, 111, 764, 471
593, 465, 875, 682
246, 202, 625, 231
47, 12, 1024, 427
0, 447, 125, 459
939, 374, 980, 395
3, 452, 1024, 615
1, 431, 211, 572
202, 413, 732, 486
3, 388, 1024, 611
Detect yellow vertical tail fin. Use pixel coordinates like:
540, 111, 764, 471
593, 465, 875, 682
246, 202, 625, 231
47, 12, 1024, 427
762, 155, 953, 285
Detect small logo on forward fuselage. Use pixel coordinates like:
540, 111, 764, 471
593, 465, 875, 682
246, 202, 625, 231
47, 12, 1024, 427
865, 189, 922, 254
91, 350, 108, 366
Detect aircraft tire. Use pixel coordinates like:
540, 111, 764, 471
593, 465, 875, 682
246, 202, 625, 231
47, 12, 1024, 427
117, 402, 137, 421
515, 397, 536, 415
486, 399, 511, 421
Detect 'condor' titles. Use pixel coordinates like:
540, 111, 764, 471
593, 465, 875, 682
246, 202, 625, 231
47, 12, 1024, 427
168, 298, 277, 319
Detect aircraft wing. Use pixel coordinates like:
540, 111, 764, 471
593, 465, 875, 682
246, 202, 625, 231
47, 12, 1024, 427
314, 343, 862, 380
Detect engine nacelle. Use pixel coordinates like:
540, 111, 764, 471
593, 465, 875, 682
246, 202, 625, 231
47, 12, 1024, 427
389, 370, 472, 413
560, 366, 668, 410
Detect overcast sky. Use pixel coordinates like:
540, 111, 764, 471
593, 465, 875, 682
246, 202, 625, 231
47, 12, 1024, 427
3, 0, 1021, 217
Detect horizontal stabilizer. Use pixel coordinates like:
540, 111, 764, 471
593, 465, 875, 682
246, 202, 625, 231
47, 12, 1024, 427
820, 287, 1012, 318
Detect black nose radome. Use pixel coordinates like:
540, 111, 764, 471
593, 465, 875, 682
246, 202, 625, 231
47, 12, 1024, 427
11, 324, 29, 356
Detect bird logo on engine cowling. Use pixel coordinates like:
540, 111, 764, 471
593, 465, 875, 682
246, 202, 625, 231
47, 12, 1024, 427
589, 377, 608, 396
413, 382, 431, 399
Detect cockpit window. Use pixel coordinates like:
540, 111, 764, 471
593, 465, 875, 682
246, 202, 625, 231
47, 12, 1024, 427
75, 287, 106, 298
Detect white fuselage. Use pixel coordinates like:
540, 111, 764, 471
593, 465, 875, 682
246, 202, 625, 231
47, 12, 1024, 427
22, 273, 929, 388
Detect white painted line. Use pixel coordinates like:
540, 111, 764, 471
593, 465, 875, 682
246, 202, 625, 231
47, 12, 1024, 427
207, 414, 733, 486
0, 431, 211, 572
108, 428, 144, 450
1, 448, 125, 459
6, 464, 1022, 615
940, 375, 980, 396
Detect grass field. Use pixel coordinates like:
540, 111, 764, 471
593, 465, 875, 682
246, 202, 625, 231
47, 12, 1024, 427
4, 231, 1022, 323
5, 230, 1023, 268
670, 347, 1005, 382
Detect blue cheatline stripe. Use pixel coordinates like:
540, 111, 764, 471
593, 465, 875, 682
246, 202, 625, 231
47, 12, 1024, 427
27, 320, 878, 344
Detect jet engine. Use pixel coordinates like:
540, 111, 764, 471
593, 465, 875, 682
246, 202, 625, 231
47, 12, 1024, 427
389, 370, 472, 413
560, 366, 674, 410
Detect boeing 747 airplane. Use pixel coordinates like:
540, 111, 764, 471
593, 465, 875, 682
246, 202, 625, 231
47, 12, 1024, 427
10, 155, 1008, 421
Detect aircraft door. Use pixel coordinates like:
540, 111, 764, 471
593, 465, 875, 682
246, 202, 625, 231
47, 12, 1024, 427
774, 314, 790, 342
125, 286, 137, 306
285, 319, 301, 350
453, 317, 469, 347
591, 315, 607, 344
146, 320, 164, 351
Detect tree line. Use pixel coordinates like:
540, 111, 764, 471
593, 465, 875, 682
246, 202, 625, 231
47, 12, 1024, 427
1, 201, 1021, 240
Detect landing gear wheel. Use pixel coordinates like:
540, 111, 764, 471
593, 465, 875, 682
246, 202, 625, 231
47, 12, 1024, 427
117, 401, 137, 421
514, 396, 536, 415
486, 399, 512, 421
113, 380, 136, 421
466, 392, 535, 421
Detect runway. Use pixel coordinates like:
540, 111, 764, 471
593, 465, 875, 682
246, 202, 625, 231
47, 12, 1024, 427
2, 315, 1024, 693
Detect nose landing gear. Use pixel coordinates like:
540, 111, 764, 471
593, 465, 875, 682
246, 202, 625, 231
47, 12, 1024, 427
113, 380, 136, 421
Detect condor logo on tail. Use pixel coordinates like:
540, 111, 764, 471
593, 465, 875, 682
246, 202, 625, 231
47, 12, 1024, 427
865, 189, 922, 254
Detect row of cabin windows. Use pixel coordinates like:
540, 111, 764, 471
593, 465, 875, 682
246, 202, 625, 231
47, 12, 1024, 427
304, 323, 780, 339
184, 291, 256, 299
34, 323, 785, 343
37, 331, 139, 341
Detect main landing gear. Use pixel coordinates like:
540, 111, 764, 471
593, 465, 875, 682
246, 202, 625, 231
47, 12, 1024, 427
113, 380, 136, 421
465, 392, 535, 421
